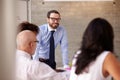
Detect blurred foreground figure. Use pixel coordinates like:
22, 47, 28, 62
70, 18, 120, 80
16, 30, 69, 80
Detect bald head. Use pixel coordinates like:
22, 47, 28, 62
16, 30, 37, 55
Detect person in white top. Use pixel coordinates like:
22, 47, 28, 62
70, 18, 120, 80
16, 30, 69, 80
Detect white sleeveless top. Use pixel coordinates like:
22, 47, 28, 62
69, 51, 112, 80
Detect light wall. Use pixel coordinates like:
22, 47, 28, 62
0, 0, 16, 80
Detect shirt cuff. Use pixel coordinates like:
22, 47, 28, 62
63, 65, 71, 70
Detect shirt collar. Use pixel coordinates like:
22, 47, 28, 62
48, 24, 56, 32
16, 49, 32, 59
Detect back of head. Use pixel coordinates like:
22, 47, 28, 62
75, 17, 114, 74
16, 30, 36, 52
82, 17, 114, 52
17, 21, 39, 35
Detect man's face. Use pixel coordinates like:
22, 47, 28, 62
31, 35, 38, 55
47, 13, 61, 29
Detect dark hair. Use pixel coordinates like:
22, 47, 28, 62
75, 18, 114, 74
18, 21, 39, 35
47, 10, 60, 18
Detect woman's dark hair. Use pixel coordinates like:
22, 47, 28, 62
18, 21, 39, 35
75, 18, 114, 74
47, 10, 60, 18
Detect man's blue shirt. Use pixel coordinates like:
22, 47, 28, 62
33, 24, 69, 66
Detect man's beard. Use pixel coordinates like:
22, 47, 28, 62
50, 23, 59, 29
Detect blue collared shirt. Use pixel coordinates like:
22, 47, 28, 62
33, 24, 69, 66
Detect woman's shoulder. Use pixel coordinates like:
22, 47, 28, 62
103, 51, 120, 79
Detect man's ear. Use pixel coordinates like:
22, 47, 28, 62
47, 18, 49, 23
29, 42, 33, 48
